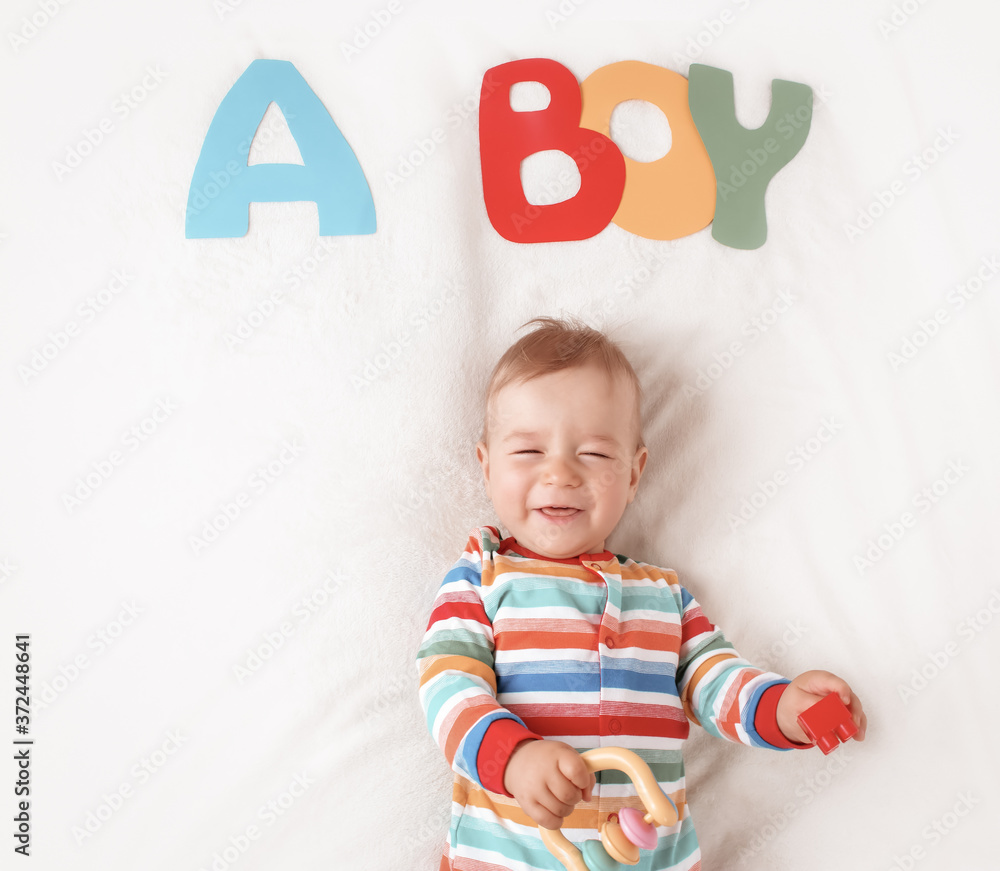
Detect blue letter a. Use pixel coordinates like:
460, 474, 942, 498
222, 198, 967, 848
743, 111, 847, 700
186, 59, 376, 238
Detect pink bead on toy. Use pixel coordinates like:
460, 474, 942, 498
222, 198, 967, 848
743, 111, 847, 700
539, 747, 677, 871
797, 693, 859, 755
617, 807, 658, 851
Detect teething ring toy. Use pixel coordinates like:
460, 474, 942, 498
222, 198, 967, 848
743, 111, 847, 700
539, 747, 678, 871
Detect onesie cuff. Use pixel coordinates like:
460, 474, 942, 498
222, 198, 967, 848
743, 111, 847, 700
477, 718, 543, 796
754, 683, 813, 750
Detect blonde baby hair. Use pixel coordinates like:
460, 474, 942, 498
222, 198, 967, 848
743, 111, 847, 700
480, 315, 644, 451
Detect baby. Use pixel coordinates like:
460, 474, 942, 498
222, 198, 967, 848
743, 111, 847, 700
416, 315, 866, 871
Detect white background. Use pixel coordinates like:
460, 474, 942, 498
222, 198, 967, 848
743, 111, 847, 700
1, 0, 998, 869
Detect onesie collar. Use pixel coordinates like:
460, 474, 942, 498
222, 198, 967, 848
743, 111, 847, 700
502, 536, 615, 565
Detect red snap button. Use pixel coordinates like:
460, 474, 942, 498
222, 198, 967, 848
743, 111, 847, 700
605, 637, 615, 649
609, 718, 622, 734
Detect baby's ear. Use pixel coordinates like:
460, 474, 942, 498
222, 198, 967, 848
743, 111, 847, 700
628, 446, 648, 499
475, 441, 491, 492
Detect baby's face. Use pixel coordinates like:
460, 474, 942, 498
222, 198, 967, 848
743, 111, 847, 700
476, 363, 647, 560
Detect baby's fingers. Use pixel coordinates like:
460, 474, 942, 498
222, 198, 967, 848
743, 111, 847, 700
795, 669, 852, 705
527, 794, 569, 831
848, 691, 867, 741
546, 771, 586, 813
557, 749, 595, 800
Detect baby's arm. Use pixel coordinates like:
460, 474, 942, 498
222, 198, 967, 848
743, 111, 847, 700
503, 739, 595, 830
774, 670, 867, 744
675, 584, 795, 748
415, 530, 541, 789
675, 584, 866, 750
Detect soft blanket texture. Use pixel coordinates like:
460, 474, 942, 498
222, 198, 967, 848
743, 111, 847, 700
2, 1, 997, 869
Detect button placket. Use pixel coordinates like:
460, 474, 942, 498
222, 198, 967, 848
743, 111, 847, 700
585, 560, 611, 812
600, 565, 622, 652
597, 563, 623, 749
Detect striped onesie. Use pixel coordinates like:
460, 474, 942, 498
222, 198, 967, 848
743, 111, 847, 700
416, 526, 804, 871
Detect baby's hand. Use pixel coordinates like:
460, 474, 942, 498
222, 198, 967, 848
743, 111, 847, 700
503, 739, 595, 829
777, 670, 867, 745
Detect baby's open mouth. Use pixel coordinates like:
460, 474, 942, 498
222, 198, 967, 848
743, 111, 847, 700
539, 506, 581, 516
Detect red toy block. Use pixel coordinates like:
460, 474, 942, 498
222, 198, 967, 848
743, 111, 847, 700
797, 693, 859, 755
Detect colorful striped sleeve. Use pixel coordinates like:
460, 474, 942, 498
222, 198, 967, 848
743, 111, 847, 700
415, 529, 541, 790
754, 683, 812, 749
675, 585, 794, 750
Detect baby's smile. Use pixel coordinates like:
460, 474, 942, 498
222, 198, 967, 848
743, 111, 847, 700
537, 506, 582, 520
476, 363, 647, 559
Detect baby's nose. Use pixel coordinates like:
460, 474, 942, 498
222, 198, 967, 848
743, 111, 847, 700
543, 454, 581, 483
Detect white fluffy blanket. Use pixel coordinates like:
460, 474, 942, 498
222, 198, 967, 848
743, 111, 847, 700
3, 1, 997, 869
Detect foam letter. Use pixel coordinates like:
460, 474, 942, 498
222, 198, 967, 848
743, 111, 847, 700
479, 58, 625, 242
579, 60, 715, 240
688, 64, 811, 249
186, 59, 376, 238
